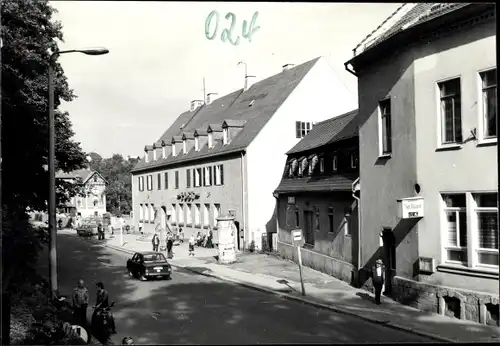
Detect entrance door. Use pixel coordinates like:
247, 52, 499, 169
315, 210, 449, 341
303, 210, 314, 246
382, 228, 396, 295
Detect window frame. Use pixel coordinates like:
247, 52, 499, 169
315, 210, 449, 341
223, 128, 228, 145
186, 169, 191, 188
164, 172, 168, 189
473, 192, 498, 269
146, 175, 153, 191
138, 176, 144, 191
328, 207, 334, 234
378, 98, 392, 157
437, 77, 463, 147
295, 121, 312, 139
478, 68, 497, 144
441, 193, 468, 266
175, 171, 179, 189
157, 173, 161, 190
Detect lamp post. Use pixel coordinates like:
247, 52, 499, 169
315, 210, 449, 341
48, 47, 109, 298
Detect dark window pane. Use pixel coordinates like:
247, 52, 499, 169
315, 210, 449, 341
443, 194, 466, 208
482, 69, 497, 88
478, 212, 498, 249
478, 252, 498, 266
447, 249, 467, 263
477, 193, 498, 208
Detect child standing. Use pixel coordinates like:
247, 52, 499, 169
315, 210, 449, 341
188, 235, 195, 256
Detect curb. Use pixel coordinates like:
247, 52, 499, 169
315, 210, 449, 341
83, 237, 457, 343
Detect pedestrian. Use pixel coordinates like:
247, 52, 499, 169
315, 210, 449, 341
97, 223, 105, 240
152, 234, 160, 252
166, 232, 174, 259
178, 228, 184, 243
207, 228, 214, 248
188, 234, 195, 256
372, 259, 386, 305
72, 279, 89, 327
93, 282, 117, 334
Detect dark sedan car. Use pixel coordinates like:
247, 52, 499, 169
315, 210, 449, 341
126, 252, 172, 281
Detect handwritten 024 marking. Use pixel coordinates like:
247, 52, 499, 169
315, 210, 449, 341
205, 10, 260, 46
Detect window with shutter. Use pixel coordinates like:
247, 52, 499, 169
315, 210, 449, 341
220, 165, 224, 185
175, 171, 179, 189
164, 172, 168, 189
157, 173, 161, 190
202, 167, 206, 186
192, 169, 196, 187
187, 169, 191, 188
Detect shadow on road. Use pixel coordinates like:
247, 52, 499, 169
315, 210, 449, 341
34, 233, 499, 344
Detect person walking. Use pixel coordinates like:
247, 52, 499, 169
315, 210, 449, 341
93, 282, 116, 334
188, 235, 195, 256
72, 279, 89, 327
152, 234, 160, 252
97, 223, 104, 240
372, 259, 386, 305
166, 232, 174, 259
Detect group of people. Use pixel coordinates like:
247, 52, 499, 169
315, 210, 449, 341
152, 228, 183, 259
72, 279, 116, 334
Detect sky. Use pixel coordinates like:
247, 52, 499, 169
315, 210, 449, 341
51, 1, 403, 158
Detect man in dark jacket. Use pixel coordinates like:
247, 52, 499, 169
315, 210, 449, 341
97, 223, 104, 240
93, 282, 116, 334
72, 279, 89, 327
371, 259, 386, 305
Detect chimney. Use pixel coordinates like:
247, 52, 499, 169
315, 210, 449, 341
194, 129, 208, 151
182, 132, 195, 154
190, 100, 203, 111
282, 63, 295, 72
172, 136, 183, 157
162, 142, 172, 159
244, 75, 256, 91
206, 93, 218, 105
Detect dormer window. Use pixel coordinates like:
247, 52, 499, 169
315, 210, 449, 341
195, 137, 199, 151
153, 149, 157, 161
183, 140, 187, 154
223, 128, 228, 145
172, 144, 177, 157
208, 132, 213, 149
145, 151, 149, 163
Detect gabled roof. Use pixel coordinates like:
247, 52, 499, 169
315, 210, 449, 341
144, 145, 154, 151
153, 141, 163, 149
56, 168, 108, 185
172, 136, 183, 143
274, 174, 357, 194
287, 109, 359, 155
353, 3, 472, 57
194, 128, 208, 136
132, 57, 321, 173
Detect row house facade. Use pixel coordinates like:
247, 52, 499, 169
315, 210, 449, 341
56, 169, 108, 217
274, 110, 360, 285
345, 3, 498, 325
131, 57, 357, 250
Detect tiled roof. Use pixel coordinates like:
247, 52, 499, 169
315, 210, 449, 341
56, 168, 106, 185
157, 109, 198, 143
287, 109, 359, 155
354, 3, 472, 56
132, 57, 321, 173
274, 174, 357, 194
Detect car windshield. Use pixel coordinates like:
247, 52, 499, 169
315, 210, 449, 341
143, 253, 166, 262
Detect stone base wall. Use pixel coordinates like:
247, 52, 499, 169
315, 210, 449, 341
389, 276, 500, 326
277, 240, 356, 285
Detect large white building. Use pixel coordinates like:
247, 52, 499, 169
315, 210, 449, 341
131, 57, 357, 250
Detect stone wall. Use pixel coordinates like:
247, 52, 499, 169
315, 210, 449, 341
389, 276, 499, 326
277, 240, 356, 285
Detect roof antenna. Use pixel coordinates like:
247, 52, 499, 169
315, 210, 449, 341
237, 61, 248, 90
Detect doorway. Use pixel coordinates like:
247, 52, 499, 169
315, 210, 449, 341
303, 210, 314, 246
381, 228, 396, 295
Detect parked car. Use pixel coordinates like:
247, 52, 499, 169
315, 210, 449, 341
76, 219, 99, 237
126, 252, 172, 281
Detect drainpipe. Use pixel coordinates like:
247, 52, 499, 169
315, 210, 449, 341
344, 62, 358, 78
352, 177, 361, 287
241, 151, 247, 250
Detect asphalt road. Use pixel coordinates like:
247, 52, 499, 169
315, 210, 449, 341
37, 232, 432, 344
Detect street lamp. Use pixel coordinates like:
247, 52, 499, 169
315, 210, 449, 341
48, 47, 109, 298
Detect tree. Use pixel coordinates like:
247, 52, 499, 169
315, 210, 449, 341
1, 0, 86, 342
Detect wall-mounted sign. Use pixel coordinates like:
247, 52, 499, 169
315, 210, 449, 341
288, 196, 296, 204
398, 197, 424, 219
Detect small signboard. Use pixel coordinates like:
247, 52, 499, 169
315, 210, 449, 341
292, 229, 302, 241
398, 197, 424, 219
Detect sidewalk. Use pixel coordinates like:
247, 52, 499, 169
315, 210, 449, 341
76, 230, 500, 343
